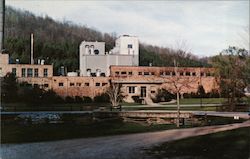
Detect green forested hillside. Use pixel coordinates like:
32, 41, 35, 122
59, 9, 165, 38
4, 7, 210, 75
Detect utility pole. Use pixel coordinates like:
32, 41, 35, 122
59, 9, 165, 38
174, 59, 180, 128
199, 67, 203, 108
0, 0, 5, 51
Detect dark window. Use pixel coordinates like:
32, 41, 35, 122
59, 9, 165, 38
44, 68, 48, 77
151, 90, 156, 94
94, 49, 99, 55
22, 68, 26, 77
151, 72, 155, 75
115, 71, 119, 75
121, 72, 127, 75
128, 72, 132, 75
76, 83, 81, 87
128, 86, 135, 93
172, 72, 176, 76
180, 72, 184, 76
12, 68, 16, 76
141, 86, 147, 97
27, 68, 33, 77
96, 83, 100, 86
200, 72, 204, 76
160, 72, 164, 76
85, 45, 89, 48
192, 72, 196, 76
102, 83, 108, 86
34, 68, 39, 77
128, 44, 133, 48
138, 72, 142, 75
186, 72, 191, 76
59, 83, 64, 87
70, 83, 75, 86
85, 83, 90, 86
165, 71, 171, 76
91, 73, 96, 77
144, 72, 150, 75
44, 84, 49, 88
206, 72, 211, 76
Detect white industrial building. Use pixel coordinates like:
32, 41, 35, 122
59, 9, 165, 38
79, 35, 139, 77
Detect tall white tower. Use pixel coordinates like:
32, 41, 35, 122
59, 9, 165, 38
79, 35, 139, 77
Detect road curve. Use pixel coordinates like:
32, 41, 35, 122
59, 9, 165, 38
1, 120, 250, 159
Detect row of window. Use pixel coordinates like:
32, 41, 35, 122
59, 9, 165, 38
115, 71, 133, 76
12, 68, 48, 77
20, 83, 49, 88
34, 83, 49, 88
114, 71, 212, 77
58, 82, 108, 87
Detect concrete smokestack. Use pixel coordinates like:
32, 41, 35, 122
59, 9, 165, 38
0, 0, 5, 51
31, 33, 34, 64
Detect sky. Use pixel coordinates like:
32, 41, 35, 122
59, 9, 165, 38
6, 0, 250, 57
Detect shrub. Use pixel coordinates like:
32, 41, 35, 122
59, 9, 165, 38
65, 96, 75, 103
75, 96, 83, 103
82, 96, 92, 103
152, 89, 175, 103
42, 90, 64, 104
197, 85, 206, 98
132, 96, 142, 103
94, 93, 110, 103
183, 92, 199, 98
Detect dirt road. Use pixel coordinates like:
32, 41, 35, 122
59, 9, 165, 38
1, 120, 250, 159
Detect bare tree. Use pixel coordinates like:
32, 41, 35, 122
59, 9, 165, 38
238, 26, 249, 50
106, 82, 124, 110
165, 60, 198, 127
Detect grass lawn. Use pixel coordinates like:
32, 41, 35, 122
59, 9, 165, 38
1, 114, 246, 144
1, 102, 110, 111
179, 98, 226, 104
1, 119, 177, 144
123, 106, 218, 111
145, 127, 250, 159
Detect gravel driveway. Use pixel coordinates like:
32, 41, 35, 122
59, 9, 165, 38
1, 120, 250, 159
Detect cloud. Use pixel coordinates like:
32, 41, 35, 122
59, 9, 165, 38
6, 0, 249, 56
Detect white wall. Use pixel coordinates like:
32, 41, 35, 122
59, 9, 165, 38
79, 35, 139, 77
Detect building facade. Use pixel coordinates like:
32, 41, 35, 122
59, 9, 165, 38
79, 35, 139, 77
1, 35, 220, 104
0, 53, 53, 78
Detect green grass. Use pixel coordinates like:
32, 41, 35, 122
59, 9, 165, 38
123, 106, 219, 111
1, 118, 176, 144
1, 102, 110, 111
145, 127, 250, 159
179, 98, 226, 104
1, 114, 246, 144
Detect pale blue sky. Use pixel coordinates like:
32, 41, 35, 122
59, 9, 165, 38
6, 0, 249, 56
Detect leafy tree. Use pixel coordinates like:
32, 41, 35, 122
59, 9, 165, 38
197, 85, 206, 98
212, 46, 250, 111
1, 73, 18, 102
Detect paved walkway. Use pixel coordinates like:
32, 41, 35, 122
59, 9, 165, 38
1, 120, 250, 159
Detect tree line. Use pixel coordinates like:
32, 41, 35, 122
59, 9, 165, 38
4, 6, 209, 75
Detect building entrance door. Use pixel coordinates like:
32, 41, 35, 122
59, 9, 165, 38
140, 86, 146, 97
